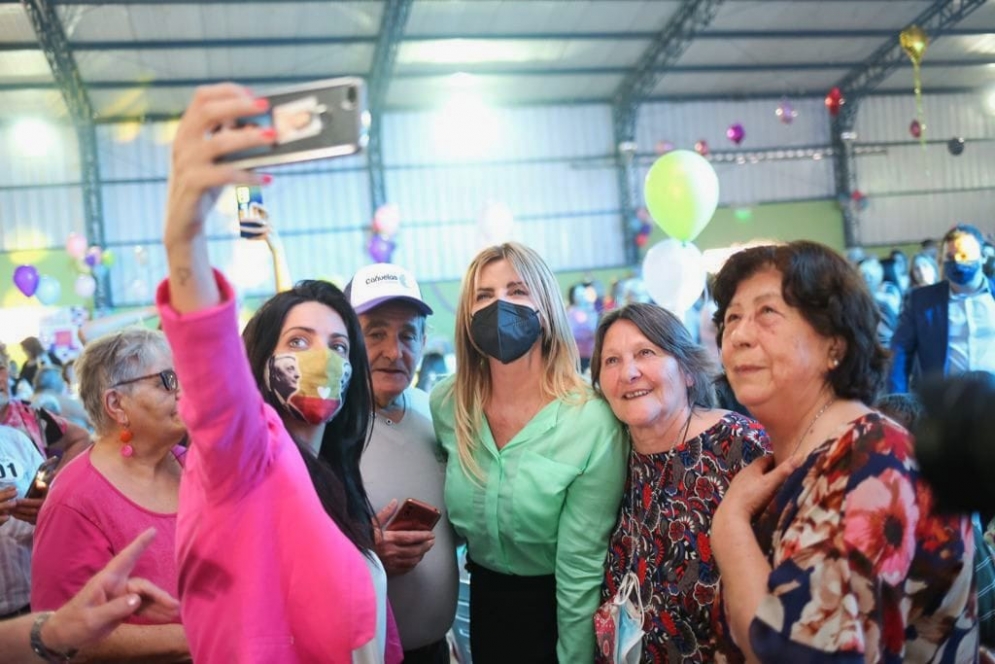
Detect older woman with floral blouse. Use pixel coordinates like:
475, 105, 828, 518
710, 241, 976, 662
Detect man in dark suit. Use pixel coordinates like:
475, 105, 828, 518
888, 224, 995, 393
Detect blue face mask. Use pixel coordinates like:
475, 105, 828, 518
594, 571, 645, 664
944, 260, 982, 286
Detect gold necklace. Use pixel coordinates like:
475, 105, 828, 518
790, 397, 836, 459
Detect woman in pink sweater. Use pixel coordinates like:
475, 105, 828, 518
158, 83, 396, 663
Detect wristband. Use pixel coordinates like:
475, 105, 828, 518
30, 611, 78, 662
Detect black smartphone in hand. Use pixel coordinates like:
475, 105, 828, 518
25, 456, 60, 500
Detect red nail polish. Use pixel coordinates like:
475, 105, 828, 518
260, 174, 273, 185
254, 98, 269, 110
260, 128, 276, 140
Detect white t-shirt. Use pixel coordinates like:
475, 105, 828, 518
0, 425, 44, 614
352, 553, 388, 663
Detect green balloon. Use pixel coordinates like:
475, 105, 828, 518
643, 150, 719, 242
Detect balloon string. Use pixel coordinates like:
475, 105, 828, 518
913, 63, 926, 152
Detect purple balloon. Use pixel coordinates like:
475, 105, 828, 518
13, 265, 40, 297
776, 100, 797, 124
367, 235, 395, 263
726, 123, 745, 145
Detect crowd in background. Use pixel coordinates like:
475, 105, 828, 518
1, 81, 993, 664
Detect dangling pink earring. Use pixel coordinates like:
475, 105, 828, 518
120, 428, 134, 457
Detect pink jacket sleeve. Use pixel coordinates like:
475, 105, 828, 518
156, 271, 280, 504
385, 600, 404, 664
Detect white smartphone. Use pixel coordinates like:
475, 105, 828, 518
217, 77, 370, 170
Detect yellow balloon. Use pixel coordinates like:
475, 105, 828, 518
900, 25, 928, 65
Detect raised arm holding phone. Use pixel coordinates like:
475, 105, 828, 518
159, 83, 394, 663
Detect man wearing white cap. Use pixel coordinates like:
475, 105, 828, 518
347, 263, 458, 664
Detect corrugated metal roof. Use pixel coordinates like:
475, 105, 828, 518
0, 3, 38, 41
404, 1, 680, 36
2, 0, 993, 117
59, 2, 384, 40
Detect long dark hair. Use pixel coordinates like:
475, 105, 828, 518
242, 280, 376, 551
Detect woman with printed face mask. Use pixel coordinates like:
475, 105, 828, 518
158, 83, 398, 663
430, 242, 628, 663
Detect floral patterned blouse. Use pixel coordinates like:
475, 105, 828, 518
597, 411, 770, 663
715, 412, 977, 663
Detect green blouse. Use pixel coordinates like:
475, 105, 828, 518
430, 375, 627, 662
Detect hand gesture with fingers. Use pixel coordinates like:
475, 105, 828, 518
42, 528, 180, 655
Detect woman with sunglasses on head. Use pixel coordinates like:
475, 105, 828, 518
155, 84, 392, 663
31, 328, 191, 662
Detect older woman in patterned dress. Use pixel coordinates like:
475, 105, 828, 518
591, 303, 769, 662
710, 241, 976, 662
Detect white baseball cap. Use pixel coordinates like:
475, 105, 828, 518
347, 263, 433, 316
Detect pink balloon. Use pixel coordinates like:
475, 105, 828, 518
13, 265, 40, 297
372, 204, 401, 237
694, 140, 709, 157
66, 233, 87, 259
726, 123, 745, 145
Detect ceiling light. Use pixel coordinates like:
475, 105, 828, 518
11, 118, 56, 157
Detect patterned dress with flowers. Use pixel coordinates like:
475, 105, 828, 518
597, 412, 770, 663
715, 412, 978, 663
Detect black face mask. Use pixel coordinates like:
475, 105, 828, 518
470, 300, 541, 364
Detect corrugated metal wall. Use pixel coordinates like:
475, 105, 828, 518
3, 93, 994, 307
96, 122, 373, 304
854, 93, 995, 245
636, 98, 836, 205
89, 103, 624, 303
381, 104, 623, 281
0, 121, 83, 253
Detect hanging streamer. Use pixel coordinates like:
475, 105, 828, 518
900, 25, 929, 151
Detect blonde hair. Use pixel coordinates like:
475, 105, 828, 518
442, 242, 586, 480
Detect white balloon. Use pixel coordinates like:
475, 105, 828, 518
74, 274, 96, 298
641, 239, 707, 315
477, 202, 516, 247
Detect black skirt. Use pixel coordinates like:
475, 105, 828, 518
467, 558, 559, 664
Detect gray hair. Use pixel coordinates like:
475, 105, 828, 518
591, 303, 717, 409
76, 327, 171, 435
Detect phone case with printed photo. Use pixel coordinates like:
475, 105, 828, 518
218, 77, 369, 170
